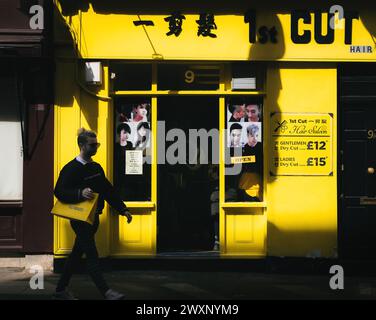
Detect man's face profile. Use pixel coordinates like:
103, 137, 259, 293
246, 104, 259, 122
82, 136, 99, 157
234, 104, 245, 119
138, 126, 147, 137
134, 104, 148, 118
247, 132, 258, 146
230, 129, 242, 146
120, 130, 129, 144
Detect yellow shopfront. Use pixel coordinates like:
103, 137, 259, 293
53, 1, 376, 260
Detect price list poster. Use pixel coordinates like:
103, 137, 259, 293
270, 113, 333, 176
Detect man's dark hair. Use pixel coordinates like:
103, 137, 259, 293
228, 104, 237, 114
230, 123, 242, 133
137, 122, 150, 131
77, 128, 97, 147
228, 103, 245, 115
132, 102, 150, 110
227, 97, 246, 114
117, 123, 131, 135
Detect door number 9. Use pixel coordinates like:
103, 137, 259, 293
367, 129, 376, 139
184, 70, 195, 84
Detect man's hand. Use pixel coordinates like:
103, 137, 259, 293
82, 187, 95, 200
122, 210, 132, 224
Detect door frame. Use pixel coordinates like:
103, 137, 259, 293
338, 63, 376, 259
109, 61, 267, 257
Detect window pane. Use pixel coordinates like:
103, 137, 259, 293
111, 63, 152, 91
113, 97, 152, 201
0, 71, 23, 201
225, 97, 263, 202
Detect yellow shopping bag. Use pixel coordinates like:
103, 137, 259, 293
51, 193, 99, 225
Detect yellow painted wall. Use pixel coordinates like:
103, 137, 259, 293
53, 61, 112, 257
54, 62, 80, 256
53, 60, 157, 257
54, 1, 376, 61
222, 207, 267, 257
54, 61, 338, 258
264, 63, 338, 258
53, 1, 341, 258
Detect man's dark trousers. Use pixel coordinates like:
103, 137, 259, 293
56, 215, 109, 296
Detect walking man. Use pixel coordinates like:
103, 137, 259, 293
53, 128, 133, 300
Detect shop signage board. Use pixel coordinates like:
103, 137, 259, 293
56, 4, 376, 61
270, 113, 333, 176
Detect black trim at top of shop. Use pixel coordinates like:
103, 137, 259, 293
340, 96, 376, 102
0, 44, 43, 58
0, 201, 23, 208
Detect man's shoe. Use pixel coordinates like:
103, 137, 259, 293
105, 289, 126, 300
52, 290, 78, 300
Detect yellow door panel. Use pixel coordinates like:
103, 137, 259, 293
54, 61, 81, 256
54, 217, 75, 255
222, 208, 266, 257
110, 208, 156, 256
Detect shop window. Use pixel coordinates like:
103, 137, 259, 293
224, 96, 263, 202
111, 63, 152, 91
158, 64, 220, 90
113, 97, 152, 201
0, 72, 23, 203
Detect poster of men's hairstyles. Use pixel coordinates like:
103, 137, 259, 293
225, 98, 264, 203
115, 98, 151, 149
114, 97, 152, 201
226, 98, 263, 148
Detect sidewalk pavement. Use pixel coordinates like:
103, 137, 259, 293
1, 261, 376, 300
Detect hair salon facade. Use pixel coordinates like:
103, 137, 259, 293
53, 0, 376, 261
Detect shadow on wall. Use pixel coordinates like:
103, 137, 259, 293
360, 10, 376, 48
267, 221, 338, 258
54, 3, 101, 134
58, 0, 295, 15
54, 2, 104, 247
247, 12, 285, 255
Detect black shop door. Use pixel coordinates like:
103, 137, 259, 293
340, 103, 376, 259
157, 96, 219, 253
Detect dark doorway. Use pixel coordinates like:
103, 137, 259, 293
339, 63, 376, 259
157, 96, 219, 253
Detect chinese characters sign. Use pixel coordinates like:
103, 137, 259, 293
134, 9, 360, 44
137, 12, 220, 38
66, 8, 376, 60
134, 11, 278, 42
270, 113, 333, 176
164, 12, 185, 36
196, 13, 217, 38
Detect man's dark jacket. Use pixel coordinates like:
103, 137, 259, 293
54, 158, 128, 215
